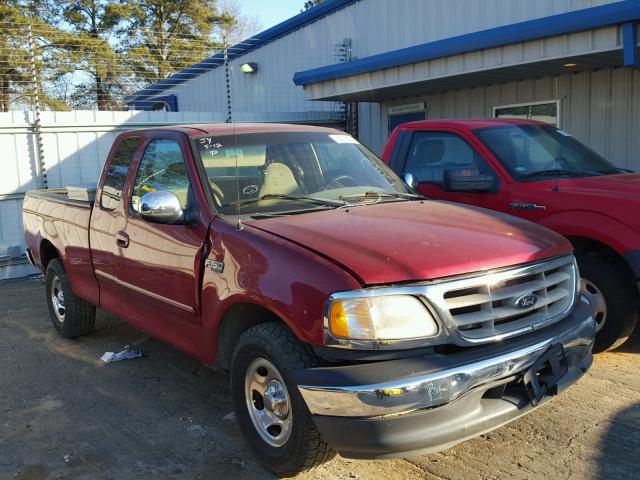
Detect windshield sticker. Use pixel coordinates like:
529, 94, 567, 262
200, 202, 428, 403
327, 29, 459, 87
557, 130, 572, 137
329, 134, 359, 144
225, 148, 244, 158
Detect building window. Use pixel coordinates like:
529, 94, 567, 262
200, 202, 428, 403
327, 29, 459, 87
493, 100, 560, 127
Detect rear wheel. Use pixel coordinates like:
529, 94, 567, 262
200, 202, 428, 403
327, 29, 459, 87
577, 254, 638, 352
231, 322, 335, 477
45, 258, 96, 339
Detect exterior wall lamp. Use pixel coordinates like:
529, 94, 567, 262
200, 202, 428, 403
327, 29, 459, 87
240, 62, 259, 74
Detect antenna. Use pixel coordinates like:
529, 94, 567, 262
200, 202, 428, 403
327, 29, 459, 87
234, 121, 243, 231
223, 37, 243, 231
554, 120, 560, 192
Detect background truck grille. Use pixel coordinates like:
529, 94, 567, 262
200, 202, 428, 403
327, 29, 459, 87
437, 256, 577, 341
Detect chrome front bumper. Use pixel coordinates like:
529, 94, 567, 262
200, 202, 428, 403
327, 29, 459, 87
298, 299, 595, 419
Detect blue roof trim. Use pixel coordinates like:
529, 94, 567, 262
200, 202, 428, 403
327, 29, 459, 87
623, 22, 640, 67
125, 0, 359, 104
293, 0, 640, 87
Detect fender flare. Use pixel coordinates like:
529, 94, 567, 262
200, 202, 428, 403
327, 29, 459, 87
539, 211, 636, 256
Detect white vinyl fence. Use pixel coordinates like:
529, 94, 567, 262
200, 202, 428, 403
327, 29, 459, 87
0, 110, 232, 280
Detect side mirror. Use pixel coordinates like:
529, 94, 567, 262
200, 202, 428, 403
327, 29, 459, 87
140, 191, 184, 224
403, 172, 417, 189
443, 168, 495, 193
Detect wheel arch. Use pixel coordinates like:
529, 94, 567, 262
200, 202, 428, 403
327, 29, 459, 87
215, 302, 292, 371
567, 235, 640, 304
39, 239, 61, 271
568, 236, 635, 278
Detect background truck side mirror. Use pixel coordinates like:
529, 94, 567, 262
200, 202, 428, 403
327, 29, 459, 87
403, 172, 417, 189
140, 191, 184, 224
443, 168, 495, 193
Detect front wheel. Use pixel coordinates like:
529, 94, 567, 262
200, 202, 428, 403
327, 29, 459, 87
577, 254, 638, 352
230, 322, 335, 476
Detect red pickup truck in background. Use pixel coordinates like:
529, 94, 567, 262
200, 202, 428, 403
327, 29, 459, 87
23, 124, 595, 476
383, 119, 640, 352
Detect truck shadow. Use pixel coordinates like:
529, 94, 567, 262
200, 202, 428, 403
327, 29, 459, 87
595, 403, 640, 479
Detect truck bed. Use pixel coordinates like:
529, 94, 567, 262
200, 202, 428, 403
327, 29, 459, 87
22, 188, 99, 305
25, 188, 94, 209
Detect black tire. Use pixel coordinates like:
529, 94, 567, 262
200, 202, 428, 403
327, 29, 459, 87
45, 258, 96, 339
577, 254, 638, 353
231, 322, 335, 477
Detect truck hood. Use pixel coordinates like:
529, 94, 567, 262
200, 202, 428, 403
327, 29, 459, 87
246, 201, 572, 285
558, 173, 640, 197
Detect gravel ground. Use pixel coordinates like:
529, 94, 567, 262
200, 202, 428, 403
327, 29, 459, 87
1, 277, 638, 480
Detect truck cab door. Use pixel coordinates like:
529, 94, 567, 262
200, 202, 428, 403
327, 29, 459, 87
115, 132, 211, 356
400, 130, 509, 212
90, 135, 142, 315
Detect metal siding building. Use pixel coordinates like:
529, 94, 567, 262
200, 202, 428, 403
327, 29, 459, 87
126, 0, 640, 167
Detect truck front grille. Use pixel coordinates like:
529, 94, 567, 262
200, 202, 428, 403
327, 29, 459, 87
436, 256, 578, 342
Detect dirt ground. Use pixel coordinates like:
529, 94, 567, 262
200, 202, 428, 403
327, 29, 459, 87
1, 277, 639, 480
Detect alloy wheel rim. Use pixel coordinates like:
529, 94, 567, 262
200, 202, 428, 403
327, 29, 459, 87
581, 278, 607, 333
244, 357, 292, 447
51, 276, 65, 323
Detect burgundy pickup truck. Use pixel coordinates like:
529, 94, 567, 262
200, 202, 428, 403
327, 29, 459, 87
382, 119, 640, 352
23, 124, 595, 476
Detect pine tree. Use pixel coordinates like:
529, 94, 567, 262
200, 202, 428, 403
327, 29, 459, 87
0, 1, 57, 110
118, 0, 235, 85
303, 0, 325, 11
1, 1, 80, 111
61, 1, 127, 110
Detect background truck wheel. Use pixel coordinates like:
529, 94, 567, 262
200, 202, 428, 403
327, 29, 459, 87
577, 254, 638, 353
45, 258, 96, 339
231, 322, 335, 477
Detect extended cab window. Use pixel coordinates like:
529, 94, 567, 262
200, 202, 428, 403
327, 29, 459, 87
404, 132, 491, 188
101, 137, 140, 210
131, 139, 191, 213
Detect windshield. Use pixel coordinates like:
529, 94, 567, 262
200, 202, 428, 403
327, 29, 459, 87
193, 131, 411, 216
474, 125, 624, 181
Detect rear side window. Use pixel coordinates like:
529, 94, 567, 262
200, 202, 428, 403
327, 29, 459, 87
101, 137, 140, 210
404, 131, 491, 188
131, 139, 191, 213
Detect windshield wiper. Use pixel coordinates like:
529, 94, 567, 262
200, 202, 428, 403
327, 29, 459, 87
221, 194, 346, 208
339, 191, 425, 202
518, 169, 599, 179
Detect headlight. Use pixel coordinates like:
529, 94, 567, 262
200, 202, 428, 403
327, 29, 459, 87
325, 294, 439, 347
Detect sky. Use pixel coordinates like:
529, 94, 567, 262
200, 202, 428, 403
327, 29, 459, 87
236, 0, 304, 31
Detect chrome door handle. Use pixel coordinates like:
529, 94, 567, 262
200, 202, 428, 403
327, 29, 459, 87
115, 231, 130, 248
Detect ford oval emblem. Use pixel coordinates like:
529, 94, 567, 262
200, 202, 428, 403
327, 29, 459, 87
514, 293, 538, 309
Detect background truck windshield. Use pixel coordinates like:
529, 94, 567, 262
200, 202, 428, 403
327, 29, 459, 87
193, 131, 410, 215
475, 125, 624, 181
